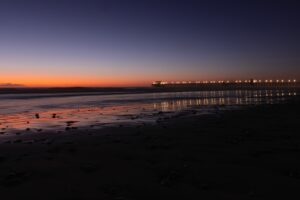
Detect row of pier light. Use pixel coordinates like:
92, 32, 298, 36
152, 79, 298, 87
152, 79, 297, 86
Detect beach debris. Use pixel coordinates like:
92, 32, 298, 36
24, 140, 34, 144
52, 113, 57, 118
26, 128, 30, 131
35, 113, 40, 119
66, 121, 78, 126
15, 132, 21, 135
0, 132, 5, 135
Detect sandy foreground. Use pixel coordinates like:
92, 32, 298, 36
0, 98, 299, 200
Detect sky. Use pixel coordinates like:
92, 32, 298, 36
0, 0, 299, 87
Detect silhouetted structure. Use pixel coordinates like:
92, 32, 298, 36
152, 79, 299, 90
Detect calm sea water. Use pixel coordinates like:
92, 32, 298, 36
0, 90, 297, 135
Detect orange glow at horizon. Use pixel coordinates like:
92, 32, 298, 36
0, 74, 153, 87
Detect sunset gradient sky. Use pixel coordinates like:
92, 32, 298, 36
0, 0, 299, 87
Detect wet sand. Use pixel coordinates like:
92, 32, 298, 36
0, 97, 299, 199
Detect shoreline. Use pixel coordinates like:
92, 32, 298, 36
0, 98, 299, 199
0, 86, 299, 98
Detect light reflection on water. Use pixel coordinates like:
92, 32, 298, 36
0, 90, 297, 135
153, 90, 296, 111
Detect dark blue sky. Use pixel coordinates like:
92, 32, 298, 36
0, 0, 299, 86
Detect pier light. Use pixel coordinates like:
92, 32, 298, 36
288, 80, 291, 83
293, 79, 296, 82
258, 80, 262, 83
253, 80, 257, 83
281, 80, 284, 83
265, 80, 268, 83
276, 80, 279, 83
269, 80, 273, 83
226, 81, 230, 83
239, 80, 242, 83
244, 80, 248, 83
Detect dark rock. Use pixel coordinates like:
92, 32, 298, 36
66, 121, 77, 126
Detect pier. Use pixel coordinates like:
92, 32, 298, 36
152, 79, 299, 90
